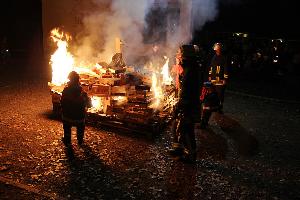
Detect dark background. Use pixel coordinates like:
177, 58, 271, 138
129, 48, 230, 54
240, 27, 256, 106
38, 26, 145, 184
0, 0, 43, 69
214, 0, 299, 39
0, 0, 299, 65
0, 1, 42, 51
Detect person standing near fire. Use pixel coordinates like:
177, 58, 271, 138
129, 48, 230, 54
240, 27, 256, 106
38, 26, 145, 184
169, 44, 204, 163
208, 42, 229, 113
61, 71, 91, 146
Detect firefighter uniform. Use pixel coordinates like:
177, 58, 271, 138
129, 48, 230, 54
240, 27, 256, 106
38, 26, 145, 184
208, 43, 229, 112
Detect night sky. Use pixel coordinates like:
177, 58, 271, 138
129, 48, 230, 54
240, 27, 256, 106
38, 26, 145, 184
0, 0, 299, 55
198, 0, 299, 39
0, 0, 43, 64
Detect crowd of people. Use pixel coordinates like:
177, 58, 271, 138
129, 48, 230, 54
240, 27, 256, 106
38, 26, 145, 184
167, 36, 300, 163
59, 43, 227, 164
168, 43, 230, 163
199, 35, 300, 79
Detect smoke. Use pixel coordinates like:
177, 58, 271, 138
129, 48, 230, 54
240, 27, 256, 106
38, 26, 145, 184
71, 15, 105, 66
103, 0, 149, 64
192, 0, 218, 31
73, 0, 230, 66
72, 0, 150, 65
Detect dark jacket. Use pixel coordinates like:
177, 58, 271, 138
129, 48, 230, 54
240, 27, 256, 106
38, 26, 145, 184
180, 59, 202, 106
202, 91, 220, 111
61, 83, 90, 123
209, 54, 229, 81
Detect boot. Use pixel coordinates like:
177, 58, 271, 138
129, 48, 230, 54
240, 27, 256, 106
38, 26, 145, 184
180, 149, 196, 164
168, 143, 184, 157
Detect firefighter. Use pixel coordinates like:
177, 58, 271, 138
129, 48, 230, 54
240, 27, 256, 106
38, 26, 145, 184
270, 39, 287, 77
208, 42, 229, 113
169, 44, 204, 163
61, 71, 91, 146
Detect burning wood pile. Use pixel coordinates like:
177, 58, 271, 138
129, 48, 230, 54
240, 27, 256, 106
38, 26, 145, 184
48, 28, 177, 133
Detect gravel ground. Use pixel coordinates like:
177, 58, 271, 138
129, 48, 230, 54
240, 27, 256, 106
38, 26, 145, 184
0, 72, 300, 199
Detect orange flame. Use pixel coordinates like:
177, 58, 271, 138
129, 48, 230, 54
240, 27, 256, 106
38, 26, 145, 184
50, 28, 74, 86
161, 56, 172, 85
151, 57, 172, 109
151, 72, 163, 109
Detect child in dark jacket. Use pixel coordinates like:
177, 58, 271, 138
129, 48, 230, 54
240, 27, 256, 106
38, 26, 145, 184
61, 71, 91, 146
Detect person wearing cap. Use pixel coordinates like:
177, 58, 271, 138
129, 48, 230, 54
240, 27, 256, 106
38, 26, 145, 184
61, 71, 91, 146
208, 42, 229, 113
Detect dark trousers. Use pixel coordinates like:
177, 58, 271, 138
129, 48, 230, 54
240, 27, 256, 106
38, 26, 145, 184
214, 85, 226, 106
179, 116, 196, 155
63, 121, 85, 144
173, 107, 197, 156
201, 109, 212, 127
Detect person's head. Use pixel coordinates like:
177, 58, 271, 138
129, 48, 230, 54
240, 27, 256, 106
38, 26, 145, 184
152, 44, 159, 53
177, 44, 201, 68
213, 43, 222, 55
68, 71, 80, 85
178, 44, 200, 58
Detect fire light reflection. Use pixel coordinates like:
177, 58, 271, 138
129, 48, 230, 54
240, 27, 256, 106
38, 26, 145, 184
89, 96, 104, 113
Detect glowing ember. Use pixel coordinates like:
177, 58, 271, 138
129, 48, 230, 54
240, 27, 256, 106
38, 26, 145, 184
112, 96, 127, 101
94, 63, 107, 74
50, 28, 74, 86
73, 67, 100, 78
90, 96, 104, 112
108, 68, 116, 73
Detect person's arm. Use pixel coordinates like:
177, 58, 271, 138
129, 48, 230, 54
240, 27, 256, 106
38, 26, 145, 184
82, 92, 92, 108
60, 89, 67, 107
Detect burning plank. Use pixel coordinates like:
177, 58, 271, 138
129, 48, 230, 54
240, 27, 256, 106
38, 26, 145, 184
48, 28, 177, 134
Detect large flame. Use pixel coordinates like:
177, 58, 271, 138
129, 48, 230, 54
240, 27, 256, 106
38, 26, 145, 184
150, 57, 173, 109
151, 72, 162, 109
50, 28, 74, 86
161, 56, 172, 85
